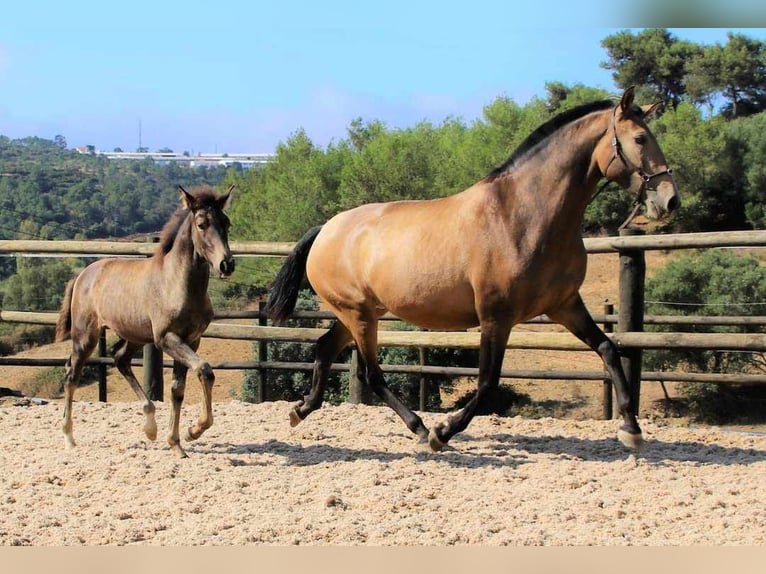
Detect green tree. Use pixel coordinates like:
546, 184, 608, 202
601, 28, 701, 110
725, 111, 766, 229
685, 33, 766, 119
650, 102, 746, 231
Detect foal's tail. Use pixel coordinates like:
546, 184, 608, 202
55, 276, 78, 342
265, 226, 323, 323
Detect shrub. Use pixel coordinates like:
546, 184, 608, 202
644, 250, 766, 423
241, 291, 347, 403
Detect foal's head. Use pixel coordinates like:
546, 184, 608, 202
598, 86, 680, 221
179, 185, 235, 278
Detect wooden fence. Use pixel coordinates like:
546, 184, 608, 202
1, 230, 766, 418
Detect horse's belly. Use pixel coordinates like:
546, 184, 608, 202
376, 281, 479, 331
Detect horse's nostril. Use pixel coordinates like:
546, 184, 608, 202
667, 195, 680, 213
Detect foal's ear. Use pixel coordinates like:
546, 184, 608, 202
641, 101, 663, 120
179, 186, 196, 210
218, 184, 234, 211
620, 86, 636, 113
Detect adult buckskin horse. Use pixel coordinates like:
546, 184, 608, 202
55, 185, 235, 458
266, 87, 680, 451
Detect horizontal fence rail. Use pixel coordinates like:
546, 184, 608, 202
2, 230, 765, 257
3, 311, 766, 351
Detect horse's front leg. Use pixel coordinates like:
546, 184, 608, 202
157, 333, 214, 452
429, 318, 512, 451
548, 295, 643, 449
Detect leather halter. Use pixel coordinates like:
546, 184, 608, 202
595, 105, 673, 230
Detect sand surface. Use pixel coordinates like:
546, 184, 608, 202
1, 398, 764, 546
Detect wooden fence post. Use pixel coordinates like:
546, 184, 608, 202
618, 228, 646, 416
142, 235, 164, 402
418, 345, 427, 412
348, 349, 372, 405
256, 300, 268, 403
143, 344, 164, 401
602, 302, 614, 419
98, 329, 107, 402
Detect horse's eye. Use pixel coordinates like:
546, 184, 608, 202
634, 134, 647, 145
197, 221, 208, 230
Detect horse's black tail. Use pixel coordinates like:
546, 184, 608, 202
265, 226, 323, 324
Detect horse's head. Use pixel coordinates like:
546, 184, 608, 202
180, 185, 235, 278
598, 86, 680, 221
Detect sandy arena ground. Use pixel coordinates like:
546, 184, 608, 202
0, 398, 764, 546
2, 250, 765, 546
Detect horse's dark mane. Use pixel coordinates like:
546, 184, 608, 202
485, 99, 616, 181
156, 186, 222, 255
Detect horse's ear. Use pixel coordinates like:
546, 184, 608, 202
620, 86, 636, 113
219, 185, 234, 210
178, 186, 195, 209
642, 101, 663, 120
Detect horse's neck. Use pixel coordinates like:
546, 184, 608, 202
510, 114, 607, 233
157, 217, 210, 300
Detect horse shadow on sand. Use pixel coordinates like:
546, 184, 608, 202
193, 428, 766, 470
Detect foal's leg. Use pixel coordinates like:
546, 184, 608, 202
157, 333, 214, 448
111, 338, 157, 441
62, 330, 99, 449
290, 320, 354, 426
548, 295, 643, 449
346, 315, 430, 442
429, 319, 512, 451
167, 359, 191, 458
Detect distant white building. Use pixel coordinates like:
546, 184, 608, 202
80, 149, 275, 169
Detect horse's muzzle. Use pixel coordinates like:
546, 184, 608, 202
219, 258, 235, 278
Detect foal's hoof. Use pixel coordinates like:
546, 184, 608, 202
288, 407, 304, 428
185, 427, 202, 442
170, 444, 189, 459
428, 426, 447, 452
145, 425, 158, 442
617, 428, 644, 450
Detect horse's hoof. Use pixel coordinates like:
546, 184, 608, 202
428, 427, 447, 452
63, 436, 76, 449
145, 427, 158, 441
288, 408, 303, 428
617, 428, 644, 450
185, 427, 201, 441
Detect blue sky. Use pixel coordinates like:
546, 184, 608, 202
0, 1, 764, 154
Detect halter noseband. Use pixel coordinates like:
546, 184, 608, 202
597, 105, 673, 230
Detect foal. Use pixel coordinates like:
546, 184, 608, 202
55, 185, 234, 458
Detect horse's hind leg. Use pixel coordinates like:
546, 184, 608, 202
62, 331, 99, 449
429, 319, 512, 451
167, 360, 190, 458
548, 295, 643, 449
290, 320, 353, 426
346, 315, 430, 442
111, 338, 157, 441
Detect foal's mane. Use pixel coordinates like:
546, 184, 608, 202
156, 186, 222, 255
484, 99, 615, 181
